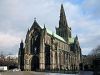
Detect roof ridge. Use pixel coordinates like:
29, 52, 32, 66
46, 28, 66, 42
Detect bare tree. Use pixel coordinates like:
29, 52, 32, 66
89, 45, 100, 57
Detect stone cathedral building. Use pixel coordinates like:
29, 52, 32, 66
18, 4, 82, 71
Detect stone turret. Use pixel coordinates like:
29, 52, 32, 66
18, 40, 24, 71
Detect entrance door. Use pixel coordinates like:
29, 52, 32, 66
31, 56, 39, 71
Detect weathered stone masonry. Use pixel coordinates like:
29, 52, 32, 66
18, 4, 82, 71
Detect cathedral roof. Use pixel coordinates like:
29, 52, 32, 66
68, 37, 75, 44
30, 19, 41, 31
46, 28, 66, 42
39, 25, 74, 43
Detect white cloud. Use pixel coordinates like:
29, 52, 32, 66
62, 0, 100, 55
0, 32, 20, 47
82, 0, 100, 17
0, 32, 22, 54
82, 48, 93, 55
0, 0, 100, 55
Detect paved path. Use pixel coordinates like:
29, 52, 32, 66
0, 71, 93, 75
79, 71, 93, 75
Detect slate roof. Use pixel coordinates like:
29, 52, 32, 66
46, 28, 66, 42
32, 22, 74, 44
68, 37, 75, 44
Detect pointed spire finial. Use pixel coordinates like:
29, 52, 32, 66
59, 4, 68, 27
34, 17, 36, 22
44, 24, 45, 28
61, 4, 63, 9
76, 35, 78, 39
60, 4, 65, 15
21, 39, 23, 43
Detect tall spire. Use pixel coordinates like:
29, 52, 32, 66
60, 4, 66, 17
56, 4, 70, 42
20, 40, 24, 52
21, 39, 23, 43
59, 4, 68, 27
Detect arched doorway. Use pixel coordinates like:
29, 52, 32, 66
31, 56, 39, 71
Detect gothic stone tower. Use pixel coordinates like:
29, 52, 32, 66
56, 4, 71, 42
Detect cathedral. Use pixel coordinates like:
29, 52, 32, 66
18, 4, 82, 71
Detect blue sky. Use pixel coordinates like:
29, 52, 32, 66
0, 0, 100, 55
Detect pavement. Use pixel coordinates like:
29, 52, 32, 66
79, 71, 93, 75
0, 71, 93, 75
